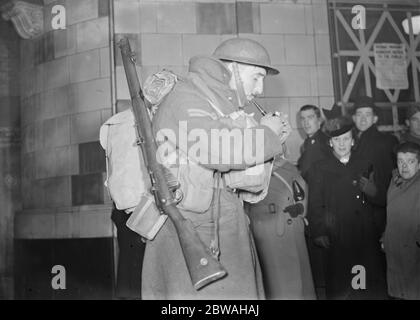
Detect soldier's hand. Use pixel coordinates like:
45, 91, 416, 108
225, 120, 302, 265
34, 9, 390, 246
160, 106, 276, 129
279, 120, 292, 144
359, 172, 377, 198
260, 114, 286, 136
314, 235, 330, 249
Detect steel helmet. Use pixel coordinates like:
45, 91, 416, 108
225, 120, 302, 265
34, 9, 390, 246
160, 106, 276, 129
213, 38, 279, 75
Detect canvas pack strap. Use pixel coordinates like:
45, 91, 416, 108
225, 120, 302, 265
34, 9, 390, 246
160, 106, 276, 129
209, 171, 222, 259
272, 171, 294, 204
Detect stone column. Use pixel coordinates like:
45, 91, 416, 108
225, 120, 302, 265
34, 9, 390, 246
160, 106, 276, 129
0, 16, 21, 299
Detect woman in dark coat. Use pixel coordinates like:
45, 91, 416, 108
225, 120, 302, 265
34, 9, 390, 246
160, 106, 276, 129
307, 116, 387, 300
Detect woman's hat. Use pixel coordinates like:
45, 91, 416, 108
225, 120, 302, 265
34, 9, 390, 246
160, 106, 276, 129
324, 116, 354, 138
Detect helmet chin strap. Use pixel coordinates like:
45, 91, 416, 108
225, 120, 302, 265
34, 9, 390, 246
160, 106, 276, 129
231, 62, 247, 108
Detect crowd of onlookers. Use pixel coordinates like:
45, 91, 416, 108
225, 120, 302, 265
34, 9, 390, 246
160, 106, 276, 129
105, 36, 418, 299
297, 96, 420, 300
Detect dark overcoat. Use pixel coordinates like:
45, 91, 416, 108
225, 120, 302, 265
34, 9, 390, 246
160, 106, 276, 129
308, 154, 387, 299
352, 126, 398, 235
297, 129, 330, 181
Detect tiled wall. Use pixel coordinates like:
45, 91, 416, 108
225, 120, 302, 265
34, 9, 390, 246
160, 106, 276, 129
114, 0, 334, 163
17, 0, 113, 239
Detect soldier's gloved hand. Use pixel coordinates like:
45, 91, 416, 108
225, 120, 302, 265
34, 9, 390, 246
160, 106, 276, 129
283, 203, 304, 218
313, 236, 330, 249
359, 172, 377, 198
260, 114, 284, 136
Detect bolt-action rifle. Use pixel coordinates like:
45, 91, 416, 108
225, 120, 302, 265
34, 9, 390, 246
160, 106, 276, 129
118, 37, 227, 290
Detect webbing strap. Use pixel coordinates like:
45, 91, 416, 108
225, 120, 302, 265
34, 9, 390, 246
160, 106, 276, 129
272, 171, 295, 204
209, 172, 222, 259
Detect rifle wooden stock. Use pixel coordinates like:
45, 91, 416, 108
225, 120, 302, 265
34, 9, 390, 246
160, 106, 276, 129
118, 37, 227, 290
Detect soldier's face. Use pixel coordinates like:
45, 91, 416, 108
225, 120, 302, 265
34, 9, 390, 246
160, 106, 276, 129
330, 130, 353, 159
397, 152, 420, 180
300, 109, 322, 137
237, 65, 267, 101
407, 112, 420, 138
352, 107, 378, 132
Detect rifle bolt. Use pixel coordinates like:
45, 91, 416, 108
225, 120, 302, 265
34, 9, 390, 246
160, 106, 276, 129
200, 258, 208, 266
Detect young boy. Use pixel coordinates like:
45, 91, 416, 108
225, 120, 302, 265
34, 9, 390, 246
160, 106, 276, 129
383, 142, 420, 299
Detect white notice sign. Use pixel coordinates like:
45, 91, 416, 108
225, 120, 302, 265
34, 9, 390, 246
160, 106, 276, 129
374, 43, 409, 90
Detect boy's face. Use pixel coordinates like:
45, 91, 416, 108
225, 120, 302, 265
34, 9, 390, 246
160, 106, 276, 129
397, 152, 420, 180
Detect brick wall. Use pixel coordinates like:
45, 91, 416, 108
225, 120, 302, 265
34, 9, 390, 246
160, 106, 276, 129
17, 0, 113, 239
114, 0, 335, 162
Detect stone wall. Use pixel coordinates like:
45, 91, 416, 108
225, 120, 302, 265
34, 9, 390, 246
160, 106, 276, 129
16, 0, 113, 239
15, 0, 335, 239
